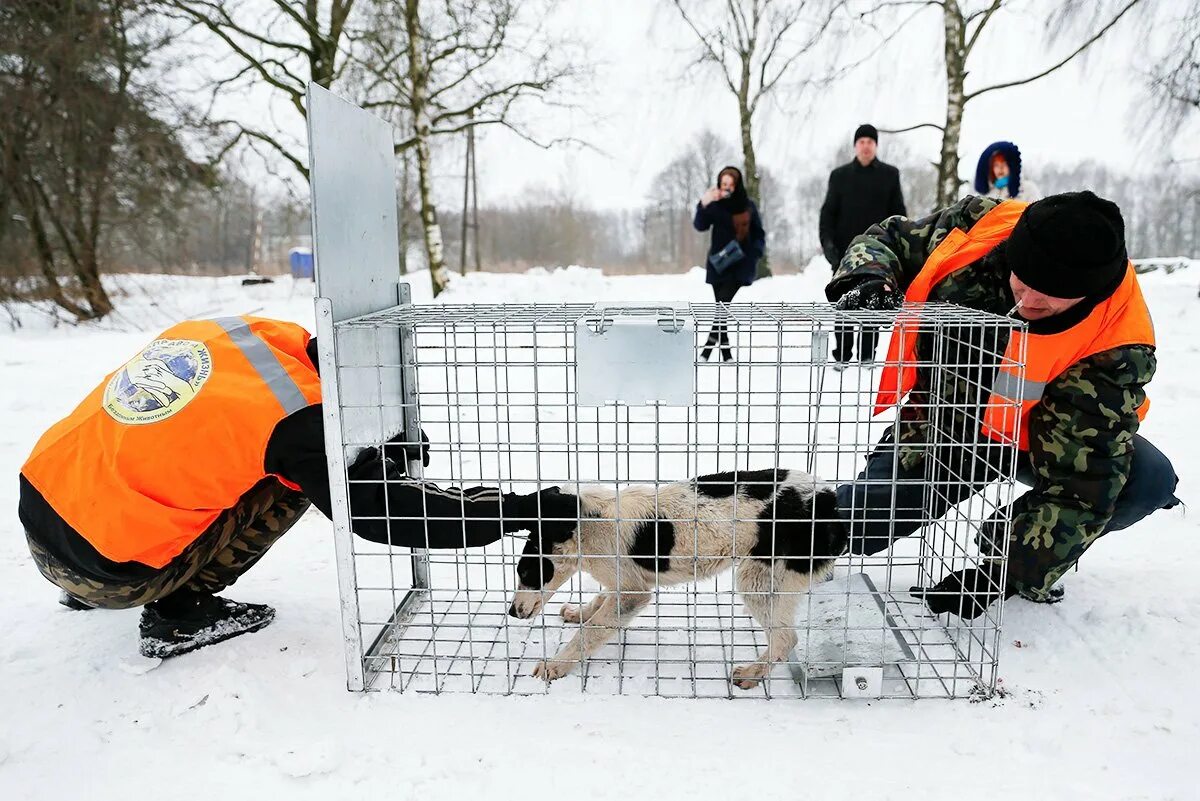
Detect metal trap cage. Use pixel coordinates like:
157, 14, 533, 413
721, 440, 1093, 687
314, 296, 1023, 699
304, 85, 1024, 700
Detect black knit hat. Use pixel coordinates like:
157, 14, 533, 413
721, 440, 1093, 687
1007, 191, 1128, 300
854, 124, 878, 144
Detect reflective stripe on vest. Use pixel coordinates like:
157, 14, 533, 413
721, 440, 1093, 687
212, 316, 309, 414
20, 316, 322, 568
990, 370, 1045, 403
873, 200, 1154, 452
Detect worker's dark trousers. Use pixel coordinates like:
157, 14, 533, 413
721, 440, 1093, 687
27, 479, 311, 610
835, 429, 1180, 559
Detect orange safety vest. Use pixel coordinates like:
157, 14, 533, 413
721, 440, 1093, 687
21, 316, 322, 568
875, 200, 1154, 451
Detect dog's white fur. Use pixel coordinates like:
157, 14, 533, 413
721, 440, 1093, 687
509, 469, 837, 689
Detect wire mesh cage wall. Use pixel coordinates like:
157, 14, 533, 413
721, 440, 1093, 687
316, 296, 1025, 699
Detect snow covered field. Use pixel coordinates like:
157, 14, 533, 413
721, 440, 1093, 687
0, 264, 1196, 800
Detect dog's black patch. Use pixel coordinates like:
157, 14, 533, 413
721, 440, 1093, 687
752, 487, 847, 574
695, 468, 786, 500
630, 519, 674, 573
516, 554, 555, 589
514, 511, 587, 589
739, 468, 788, 501
517, 535, 556, 589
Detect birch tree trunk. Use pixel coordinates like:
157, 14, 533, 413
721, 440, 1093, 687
937, 2, 967, 209
405, 0, 450, 296
398, 151, 409, 275
737, 77, 770, 278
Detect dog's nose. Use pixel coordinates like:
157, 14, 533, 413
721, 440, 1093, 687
508, 603, 521, 618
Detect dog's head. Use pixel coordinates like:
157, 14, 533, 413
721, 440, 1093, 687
508, 521, 581, 619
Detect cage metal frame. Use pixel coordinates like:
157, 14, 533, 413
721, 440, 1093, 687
315, 292, 1025, 700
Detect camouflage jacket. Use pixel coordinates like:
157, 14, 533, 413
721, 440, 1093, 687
827, 196, 1156, 600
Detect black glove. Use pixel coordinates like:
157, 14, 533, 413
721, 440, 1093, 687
504, 486, 581, 540
835, 279, 902, 311
382, 428, 431, 468
347, 429, 431, 481
911, 565, 1016, 620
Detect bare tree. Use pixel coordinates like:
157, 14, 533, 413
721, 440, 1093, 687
1147, 2, 1199, 120
872, 0, 1147, 209
670, 0, 845, 276
167, 0, 361, 182
650, 129, 736, 267
0, 0, 204, 321
355, 0, 584, 296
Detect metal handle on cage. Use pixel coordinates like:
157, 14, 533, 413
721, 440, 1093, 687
584, 302, 692, 334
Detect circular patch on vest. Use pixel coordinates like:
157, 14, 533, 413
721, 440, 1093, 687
102, 339, 213, 425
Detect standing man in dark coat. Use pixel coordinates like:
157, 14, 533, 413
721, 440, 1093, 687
819, 124, 907, 369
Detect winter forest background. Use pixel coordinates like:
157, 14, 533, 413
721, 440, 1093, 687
2, 0, 1199, 322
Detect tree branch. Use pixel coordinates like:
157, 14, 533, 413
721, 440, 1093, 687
671, 0, 738, 96
210, 122, 308, 179
878, 121, 945, 133
963, 0, 1002, 57
966, 0, 1144, 101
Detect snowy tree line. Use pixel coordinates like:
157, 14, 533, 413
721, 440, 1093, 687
2, 0, 1198, 320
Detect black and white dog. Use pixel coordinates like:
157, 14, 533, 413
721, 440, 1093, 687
508, 468, 847, 689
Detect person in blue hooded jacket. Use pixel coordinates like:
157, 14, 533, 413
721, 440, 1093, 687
974, 141, 1041, 201
693, 165, 766, 362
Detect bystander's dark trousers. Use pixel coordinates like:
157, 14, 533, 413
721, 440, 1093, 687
704, 282, 741, 347
833, 325, 879, 364
830, 264, 878, 363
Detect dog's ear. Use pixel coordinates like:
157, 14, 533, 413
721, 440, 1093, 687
813, 488, 848, 557
517, 531, 556, 589
535, 486, 581, 546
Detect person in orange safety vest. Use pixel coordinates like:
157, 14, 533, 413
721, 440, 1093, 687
827, 191, 1179, 619
19, 316, 577, 658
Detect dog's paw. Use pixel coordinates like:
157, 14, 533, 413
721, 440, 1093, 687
532, 659, 575, 682
732, 662, 770, 690
560, 604, 582, 624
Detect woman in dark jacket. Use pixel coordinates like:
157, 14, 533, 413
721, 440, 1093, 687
692, 165, 766, 361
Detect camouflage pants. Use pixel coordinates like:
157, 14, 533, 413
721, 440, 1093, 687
27, 478, 312, 610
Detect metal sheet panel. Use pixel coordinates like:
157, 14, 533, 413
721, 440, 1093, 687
307, 83, 400, 323
574, 304, 696, 406
307, 83, 405, 449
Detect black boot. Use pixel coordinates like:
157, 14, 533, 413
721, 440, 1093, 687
719, 331, 733, 362
1017, 585, 1066, 605
139, 589, 275, 659
700, 331, 719, 362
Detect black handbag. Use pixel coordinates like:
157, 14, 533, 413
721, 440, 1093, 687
707, 240, 745, 274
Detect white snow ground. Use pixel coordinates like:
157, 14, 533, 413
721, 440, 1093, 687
0, 264, 1196, 800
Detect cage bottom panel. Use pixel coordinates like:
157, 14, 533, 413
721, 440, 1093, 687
358, 577, 998, 700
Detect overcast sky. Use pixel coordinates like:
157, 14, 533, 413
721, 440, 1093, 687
465, 0, 1199, 210
210, 0, 1200, 211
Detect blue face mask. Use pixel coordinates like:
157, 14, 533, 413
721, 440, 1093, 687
995, 175, 1010, 189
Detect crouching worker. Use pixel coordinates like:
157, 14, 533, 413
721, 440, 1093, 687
829, 192, 1180, 619
18, 315, 577, 658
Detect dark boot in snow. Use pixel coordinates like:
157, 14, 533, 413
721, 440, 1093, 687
700, 332, 719, 362
1017, 585, 1066, 605
59, 590, 96, 611
139, 590, 275, 659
